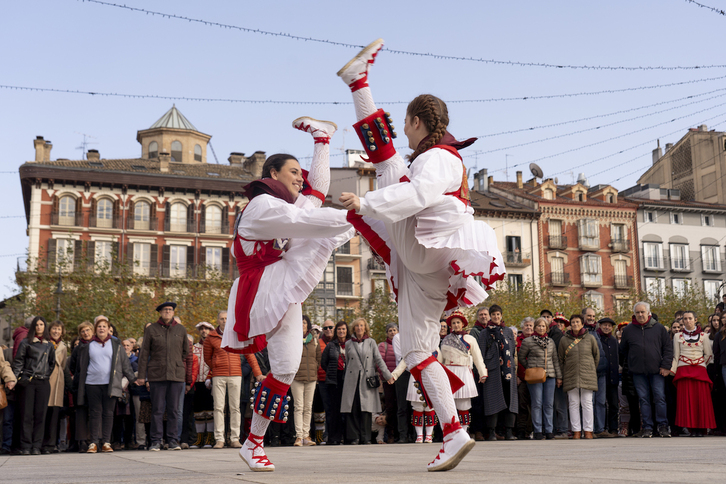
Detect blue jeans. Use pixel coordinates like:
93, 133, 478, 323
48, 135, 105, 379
594, 374, 606, 433
632, 373, 667, 430
177, 384, 185, 441
2, 400, 14, 451
527, 377, 556, 434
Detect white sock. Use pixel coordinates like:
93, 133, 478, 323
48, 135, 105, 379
418, 364, 458, 429
306, 141, 330, 209
415, 426, 423, 439
195, 421, 205, 434
352, 86, 377, 121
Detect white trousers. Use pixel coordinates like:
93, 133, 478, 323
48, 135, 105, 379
266, 303, 304, 378
290, 380, 316, 440
212, 376, 242, 442
567, 388, 594, 432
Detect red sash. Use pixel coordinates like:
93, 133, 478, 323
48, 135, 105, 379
433, 145, 471, 207
231, 233, 284, 353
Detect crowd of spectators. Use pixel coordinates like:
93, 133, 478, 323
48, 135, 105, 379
2, 299, 726, 455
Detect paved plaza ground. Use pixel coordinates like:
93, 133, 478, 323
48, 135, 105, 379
1, 437, 723, 484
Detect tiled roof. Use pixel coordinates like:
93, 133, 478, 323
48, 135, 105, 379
20, 158, 256, 182
149, 105, 198, 131
492, 181, 637, 208
625, 196, 726, 211
470, 189, 538, 216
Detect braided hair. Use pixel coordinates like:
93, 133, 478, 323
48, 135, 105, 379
406, 94, 449, 162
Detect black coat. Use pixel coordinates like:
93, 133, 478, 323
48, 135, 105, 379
713, 335, 726, 365
321, 339, 345, 386
597, 331, 619, 386
586, 326, 609, 375
12, 338, 56, 380
478, 325, 518, 416
619, 317, 672, 375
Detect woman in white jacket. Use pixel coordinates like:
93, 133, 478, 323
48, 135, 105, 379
224, 118, 355, 472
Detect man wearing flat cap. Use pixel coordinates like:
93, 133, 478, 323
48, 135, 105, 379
137, 301, 190, 451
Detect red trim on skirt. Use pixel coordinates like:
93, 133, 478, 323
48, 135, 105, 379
673, 365, 716, 429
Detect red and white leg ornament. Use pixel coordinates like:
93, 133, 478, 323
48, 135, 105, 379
412, 410, 424, 443
424, 410, 437, 443
239, 375, 291, 472
352, 108, 397, 164
293, 117, 337, 207
427, 416, 476, 472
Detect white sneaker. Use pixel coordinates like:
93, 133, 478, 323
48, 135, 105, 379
337, 38, 384, 87
292, 117, 337, 139
427, 428, 475, 472
239, 435, 275, 472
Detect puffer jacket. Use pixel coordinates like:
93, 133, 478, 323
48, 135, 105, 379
321, 339, 345, 385
597, 330, 619, 386
558, 330, 599, 393
518, 336, 562, 380
619, 316, 672, 375
203, 328, 242, 378
378, 339, 397, 373
71, 338, 137, 405
12, 337, 56, 381
295, 335, 322, 382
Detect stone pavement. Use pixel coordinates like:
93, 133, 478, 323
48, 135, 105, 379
1, 438, 724, 484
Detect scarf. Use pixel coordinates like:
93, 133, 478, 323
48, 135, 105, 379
303, 333, 313, 345
682, 325, 702, 343
92, 335, 111, 347
78, 338, 91, 346
351, 335, 369, 343
417, 130, 477, 153
452, 330, 468, 336
157, 317, 177, 328
532, 332, 550, 349
51, 336, 62, 348
242, 178, 296, 205
596, 328, 612, 339
321, 333, 332, 344
585, 323, 597, 331
567, 328, 587, 338
632, 315, 651, 326
337, 339, 346, 370
474, 321, 488, 329
487, 324, 512, 380
216, 326, 223, 336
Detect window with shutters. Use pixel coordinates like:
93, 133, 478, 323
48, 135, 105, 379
611, 224, 628, 252
580, 254, 602, 286
584, 291, 604, 313
170, 245, 187, 278
336, 266, 353, 296
58, 196, 76, 226
57, 238, 74, 272
672, 278, 689, 296
577, 219, 599, 250
550, 256, 567, 285
171, 141, 183, 162
133, 243, 151, 276
95, 241, 112, 270
704, 280, 722, 302
205, 205, 222, 234
613, 259, 629, 288
645, 277, 666, 299
96, 199, 114, 228
508, 274, 523, 291
170, 203, 187, 232
643, 242, 663, 270
194, 144, 202, 162
548, 219, 565, 249
701, 245, 721, 272
134, 201, 150, 230
670, 244, 690, 271
205, 247, 222, 273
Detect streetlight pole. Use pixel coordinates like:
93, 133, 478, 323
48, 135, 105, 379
54, 268, 64, 321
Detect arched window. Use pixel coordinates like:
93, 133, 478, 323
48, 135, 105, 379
58, 196, 76, 225
194, 144, 202, 162
134, 201, 150, 230
97, 199, 113, 228
171, 141, 183, 162
149, 141, 158, 159
205, 205, 222, 234
170, 202, 186, 232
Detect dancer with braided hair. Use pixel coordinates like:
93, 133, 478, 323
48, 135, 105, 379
223, 117, 354, 472
338, 39, 505, 472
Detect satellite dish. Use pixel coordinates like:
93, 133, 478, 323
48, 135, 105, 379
554, 177, 559, 185
529, 163, 544, 179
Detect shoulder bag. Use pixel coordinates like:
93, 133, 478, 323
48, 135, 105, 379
524, 343, 547, 384
354, 341, 380, 389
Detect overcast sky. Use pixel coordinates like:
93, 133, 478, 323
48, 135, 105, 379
1, 0, 725, 300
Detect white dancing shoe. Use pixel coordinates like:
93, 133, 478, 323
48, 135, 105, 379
239, 434, 275, 472
427, 427, 475, 472
337, 38, 384, 86
292, 117, 337, 139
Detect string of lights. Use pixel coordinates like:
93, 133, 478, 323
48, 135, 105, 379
80, 0, 726, 71
478, 87, 726, 138
472, 92, 726, 155
7, 75, 726, 105
684, 0, 726, 16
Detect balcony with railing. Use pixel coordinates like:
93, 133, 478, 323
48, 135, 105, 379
128, 217, 158, 231
581, 273, 602, 288
702, 259, 722, 274
89, 215, 122, 229
548, 235, 567, 250
549, 272, 570, 286
578, 236, 600, 251
614, 275, 633, 289
642, 254, 667, 272
50, 211, 83, 226
504, 251, 531, 267
200, 220, 230, 235
367, 257, 386, 273
611, 239, 631, 253
670, 257, 693, 273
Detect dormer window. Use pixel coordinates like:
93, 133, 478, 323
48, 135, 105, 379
543, 188, 554, 200
577, 192, 584, 202
607, 193, 615, 203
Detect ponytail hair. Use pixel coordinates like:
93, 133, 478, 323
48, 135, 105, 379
261, 153, 298, 179
406, 94, 449, 162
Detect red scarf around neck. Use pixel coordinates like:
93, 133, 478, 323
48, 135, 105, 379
568, 328, 587, 338
632, 315, 651, 326
92, 334, 111, 347
157, 317, 177, 328
351, 335, 369, 343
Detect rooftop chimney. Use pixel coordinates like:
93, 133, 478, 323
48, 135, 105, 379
516, 171, 523, 189
228, 152, 245, 165
159, 152, 170, 172
487, 175, 493, 187
87, 149, 100, 161
244, 151, 266, 179
665, 143, 673, 152
699, 124, 708, 132
652, 139, 662, 165
33, 136, 52, 162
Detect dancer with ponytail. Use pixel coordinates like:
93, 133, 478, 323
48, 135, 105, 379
224, 118, 354, 472
338, 39, 505, 471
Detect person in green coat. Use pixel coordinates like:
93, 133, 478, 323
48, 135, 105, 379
558, 314, 599, 439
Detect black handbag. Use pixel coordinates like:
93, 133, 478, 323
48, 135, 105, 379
353, 342, 381, 389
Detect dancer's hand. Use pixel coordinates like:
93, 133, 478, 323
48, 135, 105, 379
339, 192, 361, 212
255, 375, 265, 383
479, 376, 487, 383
